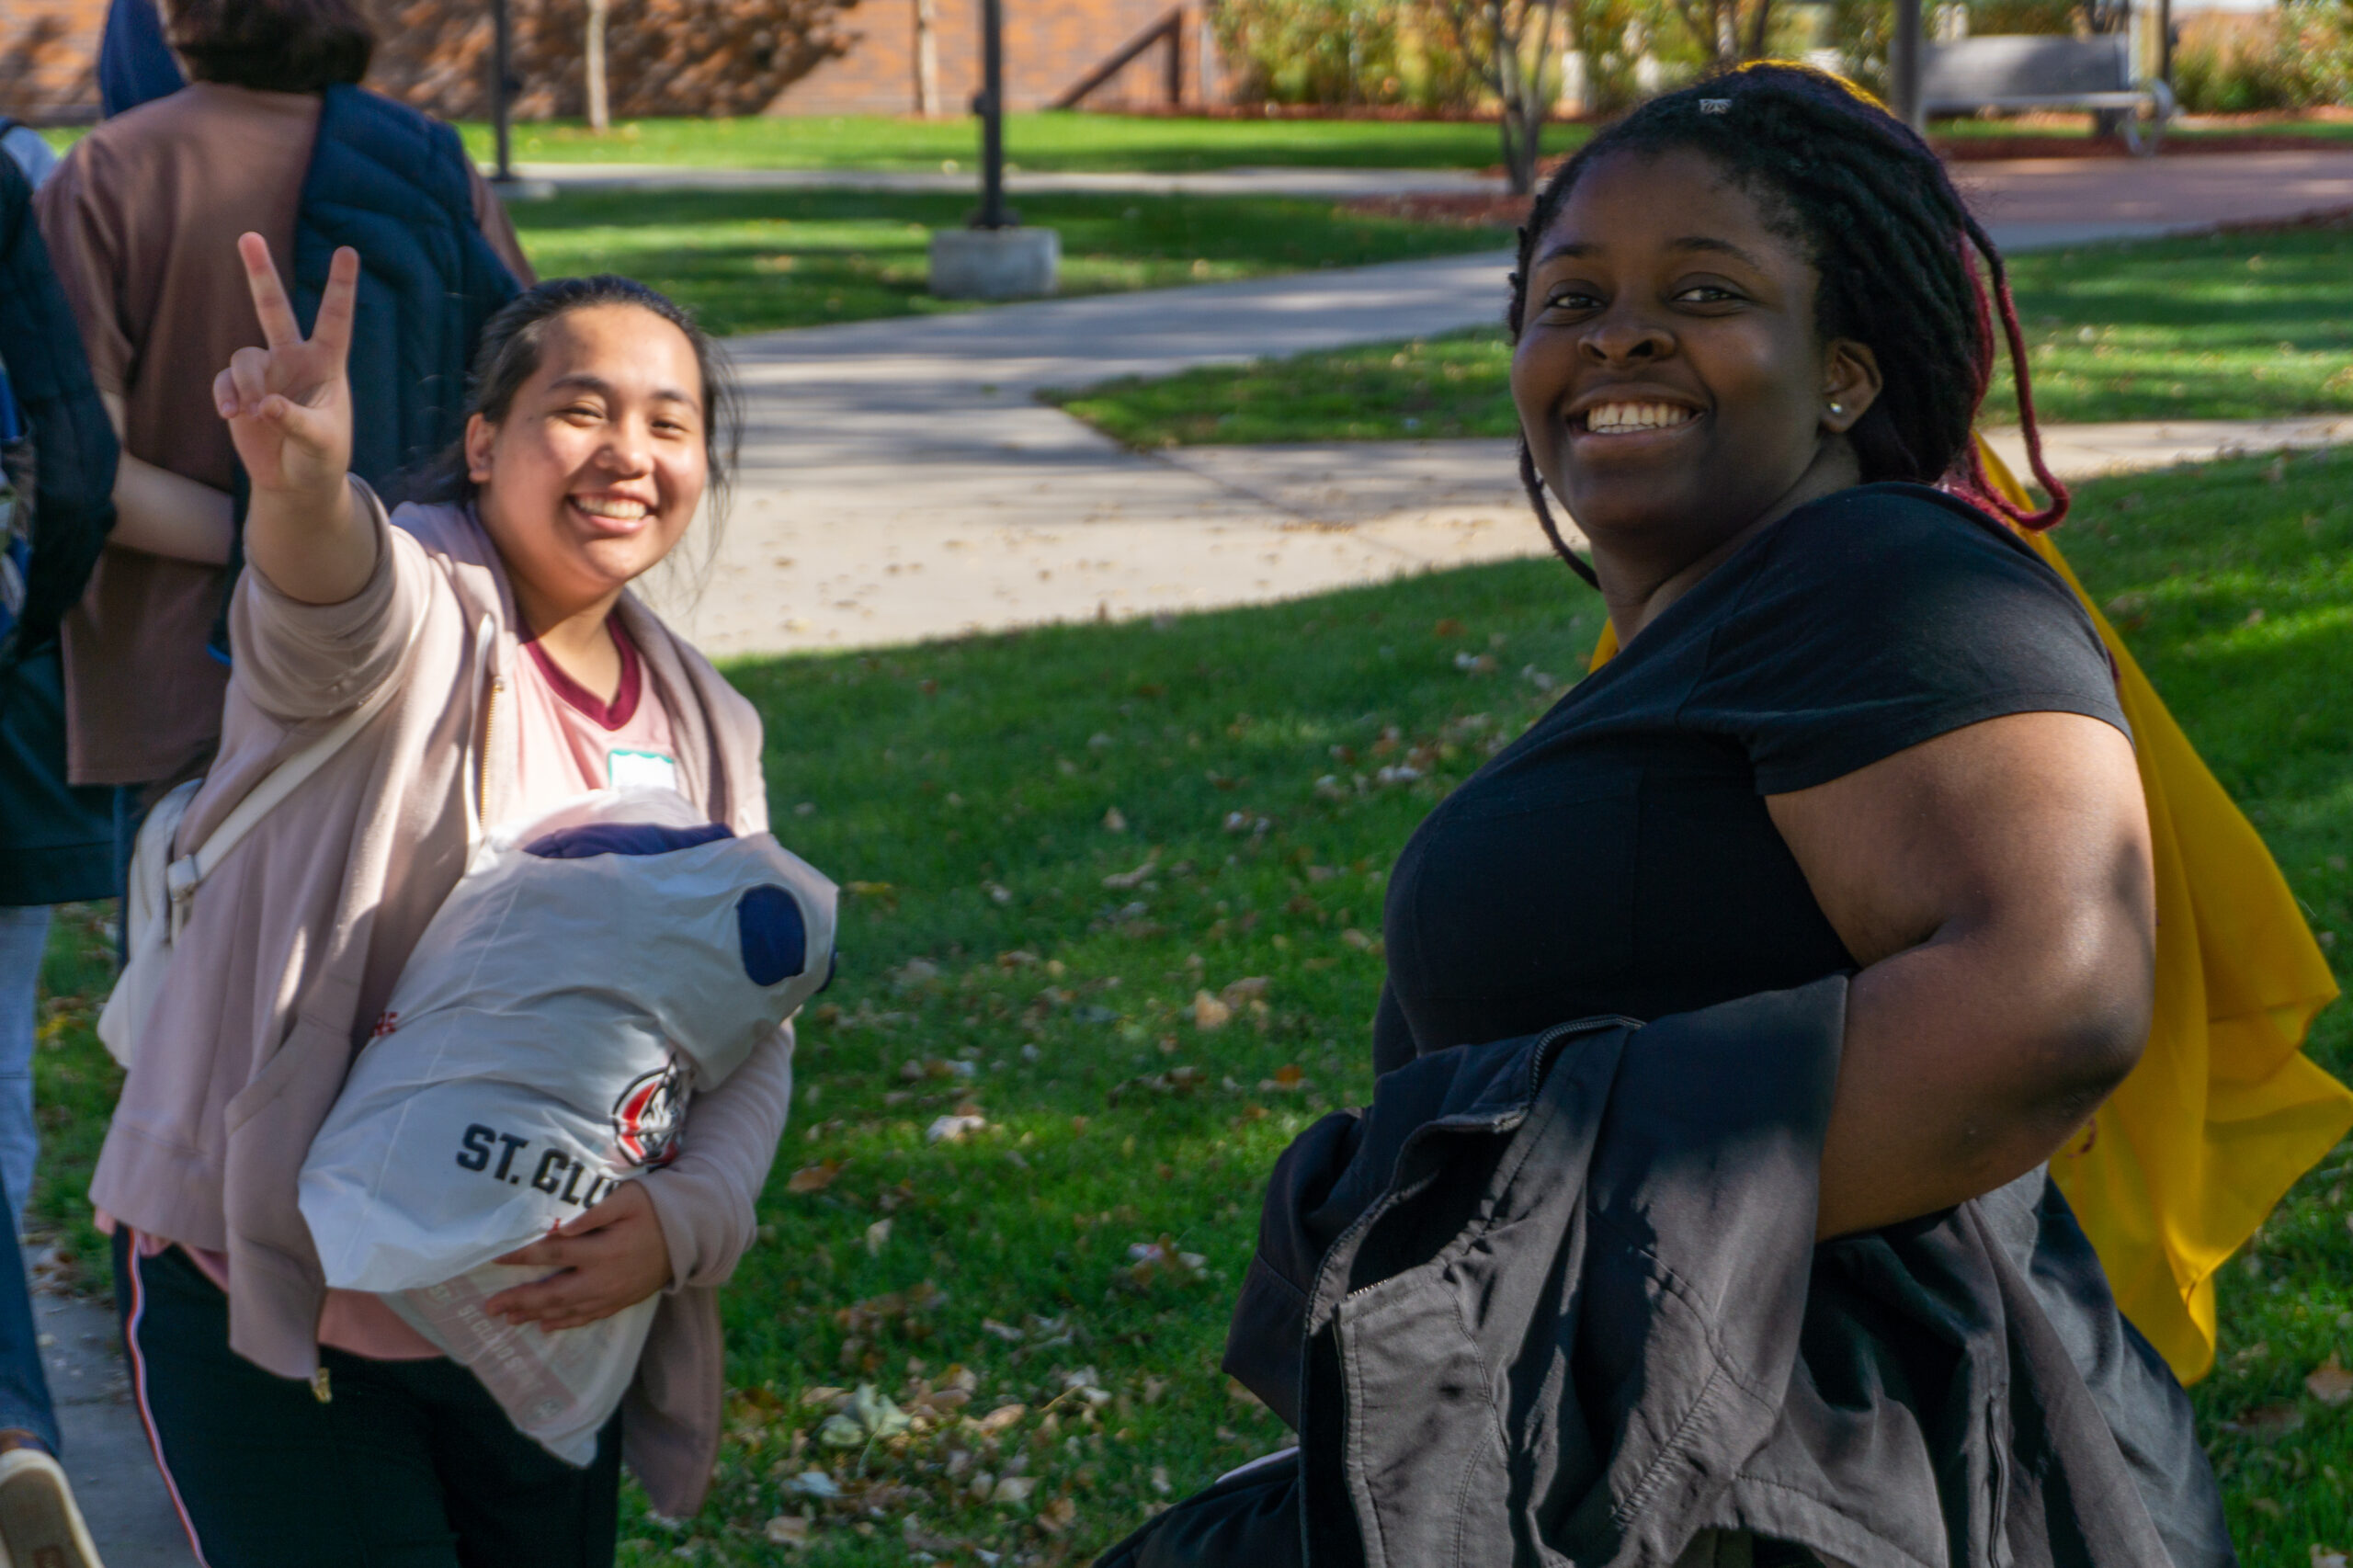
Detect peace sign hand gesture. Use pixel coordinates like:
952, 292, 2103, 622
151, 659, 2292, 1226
213, 233, 360, 506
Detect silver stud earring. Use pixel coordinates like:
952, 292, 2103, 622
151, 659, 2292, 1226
1828, 403, 1844, 415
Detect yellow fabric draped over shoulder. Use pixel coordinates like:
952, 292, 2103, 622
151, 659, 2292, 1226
1581, 448, 2349, 1381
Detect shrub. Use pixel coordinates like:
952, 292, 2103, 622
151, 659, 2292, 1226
1211, 0, 1408, 105
2172, 12, 2327, 112
1968, 0, 2081, 35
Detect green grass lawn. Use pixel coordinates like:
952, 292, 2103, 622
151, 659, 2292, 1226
457, 111, 1591, 173
506, 187, 1509, 335
1045, 218, 2353, 445
43, 108, 2353, 171
32, 448, 2353, 1562
1932, 114, 2353, 146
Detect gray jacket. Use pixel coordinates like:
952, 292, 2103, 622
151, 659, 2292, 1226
1105, 978, 2230, 1568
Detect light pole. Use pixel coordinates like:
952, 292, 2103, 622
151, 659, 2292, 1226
485, 0, 554, 199
974, 0, 1013, 229
926, 0, 1059, 296
1891, 0, 1925, 133
491, 0, 515, 181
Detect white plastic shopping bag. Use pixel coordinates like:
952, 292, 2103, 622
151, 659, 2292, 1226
299, 788, 837, 1462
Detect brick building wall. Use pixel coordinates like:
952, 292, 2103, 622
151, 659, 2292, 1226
0, 0, 106, 122
779, 0, 1224, 116
0, 0, 1226, 123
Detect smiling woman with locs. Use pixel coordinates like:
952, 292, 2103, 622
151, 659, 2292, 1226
1358, 65, 2230, 1564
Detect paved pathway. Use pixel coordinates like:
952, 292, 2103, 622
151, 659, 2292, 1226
660, 412, 2353, 658
29, 1272, 192, 1566
651, 210, 2353, 659
1950, 149, 2353, 250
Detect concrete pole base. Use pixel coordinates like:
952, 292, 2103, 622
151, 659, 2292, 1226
488, 176, 559, 202
929, 227, 1061, 300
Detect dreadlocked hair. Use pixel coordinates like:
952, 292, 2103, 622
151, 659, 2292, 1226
1506, 61, 2067, 586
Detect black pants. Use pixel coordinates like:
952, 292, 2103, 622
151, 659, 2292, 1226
113, 1231, 621, 1568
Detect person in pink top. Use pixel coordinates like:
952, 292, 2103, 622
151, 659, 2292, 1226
94, 236, 790, 1564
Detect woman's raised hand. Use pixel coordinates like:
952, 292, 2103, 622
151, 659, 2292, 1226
214, 233, 360, 506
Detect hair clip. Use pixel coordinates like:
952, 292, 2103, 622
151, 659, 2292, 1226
1699, 98, 1732, 114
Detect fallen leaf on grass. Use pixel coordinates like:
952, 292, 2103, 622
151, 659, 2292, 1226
836, 1281, 946, 1338
993, 1474, 1038, 1505
1193, 990, 1233, 1029
846, 881, 899, 906
865, 1218, 892, 1256
1103, 807, 1129, 833
1038, 1496, 1079, 1533
2310, 1547, 2347, 1568
764, 1514, 811, 1548
788, 1160, 846, 1194
927, 1112, 989, 1143
2229, 1403, 2304, 1438
974, 1402, 1029, 1435
1221, 976, 1270, 1006
1106, 1065, 1206, 1106
2309, 1354, 2353, 1406
1265, 1064, 1307, 1092
1122, 1234, 1208, 1291
787, 1470, 841, 1498
817, 1383, 914, 1449
1104, 855, 1159, 890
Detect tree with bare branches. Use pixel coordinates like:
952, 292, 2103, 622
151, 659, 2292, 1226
584, 0, 610, 131
1663, 0, 1779, 69
1432, 0, 1567, 194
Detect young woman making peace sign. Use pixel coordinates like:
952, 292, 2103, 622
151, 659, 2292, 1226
97, 236, 792, 1566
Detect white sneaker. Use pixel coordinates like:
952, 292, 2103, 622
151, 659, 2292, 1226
0, 1440, 105, 1568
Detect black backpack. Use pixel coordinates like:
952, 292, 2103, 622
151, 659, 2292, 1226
0, 135, 122, 906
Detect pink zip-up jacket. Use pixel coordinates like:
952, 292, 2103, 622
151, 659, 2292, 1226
90, 485, 793, 1517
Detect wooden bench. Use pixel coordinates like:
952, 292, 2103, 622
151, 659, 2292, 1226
1921, 35, 2177, 154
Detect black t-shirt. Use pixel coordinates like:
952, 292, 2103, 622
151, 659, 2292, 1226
1377, 483, 2129, 1067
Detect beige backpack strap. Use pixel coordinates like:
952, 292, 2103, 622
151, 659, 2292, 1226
165, 607, 427, 933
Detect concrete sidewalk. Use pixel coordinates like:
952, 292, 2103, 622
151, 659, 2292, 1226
650, 226, 2353, 660
36, 1288, 191, 1566
658, 414, 2353, 660
1951, 149, 2353, 251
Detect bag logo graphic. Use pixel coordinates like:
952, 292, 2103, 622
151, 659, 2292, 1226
611, 1062, 688, 1168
